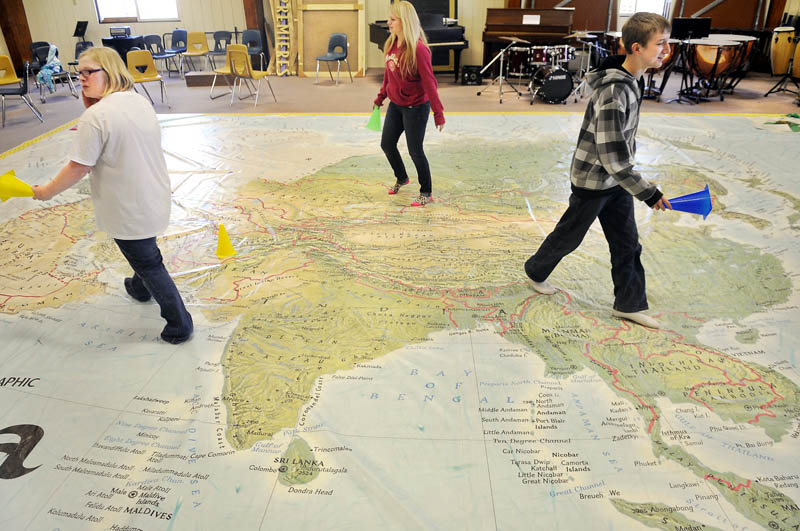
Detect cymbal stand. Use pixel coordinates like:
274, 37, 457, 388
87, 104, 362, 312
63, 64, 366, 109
477, 41, 523, 103
570, 40, 602, 102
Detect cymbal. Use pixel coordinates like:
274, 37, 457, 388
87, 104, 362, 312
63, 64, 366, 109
564, 31, 593, 39
499, 36, 531, 44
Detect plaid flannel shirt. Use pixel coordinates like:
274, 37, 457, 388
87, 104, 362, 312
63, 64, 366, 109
570, 57, 659, 204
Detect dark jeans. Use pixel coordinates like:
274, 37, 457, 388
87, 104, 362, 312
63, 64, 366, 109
524, 187, 648, 313
115, 237, 193, 343
381, 101, 432, 195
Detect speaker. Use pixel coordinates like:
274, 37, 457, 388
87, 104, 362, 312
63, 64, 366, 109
461, 65, 482, 85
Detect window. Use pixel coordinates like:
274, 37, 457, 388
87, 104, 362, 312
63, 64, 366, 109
619, 0, 669, 16
94, 0, 179, 23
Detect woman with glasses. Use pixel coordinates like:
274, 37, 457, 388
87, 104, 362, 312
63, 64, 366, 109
33, 47, 193, 344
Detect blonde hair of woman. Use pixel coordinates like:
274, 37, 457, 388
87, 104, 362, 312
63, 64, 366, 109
383, 0, 429, 78
79, 46, 134, 97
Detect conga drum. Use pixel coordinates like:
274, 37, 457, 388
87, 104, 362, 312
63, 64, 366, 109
793, 38, 800, 79
770, 27, 795, 75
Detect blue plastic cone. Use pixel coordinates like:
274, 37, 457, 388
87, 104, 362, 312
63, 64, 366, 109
668, 184, 712, 219
366, 106, 381, 132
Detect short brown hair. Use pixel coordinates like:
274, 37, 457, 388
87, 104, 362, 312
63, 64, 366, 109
79, 46, 134, 97
621, 12, 671, 54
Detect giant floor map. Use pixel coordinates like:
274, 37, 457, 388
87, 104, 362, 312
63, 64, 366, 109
1, 113, 798, 530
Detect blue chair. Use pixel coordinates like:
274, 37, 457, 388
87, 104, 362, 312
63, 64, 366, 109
144, 34, 178, 77
315, 33, 352, 85
242, 29, 266, 71
207, 31, 232, 69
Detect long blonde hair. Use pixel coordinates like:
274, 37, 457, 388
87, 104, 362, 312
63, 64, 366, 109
79, 47, 134, 97
383, 1, 429, 78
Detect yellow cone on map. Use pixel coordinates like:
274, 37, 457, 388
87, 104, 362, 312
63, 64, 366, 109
366, 105, 381, 132
0, 170, 34, 202
216, 224, 237, 260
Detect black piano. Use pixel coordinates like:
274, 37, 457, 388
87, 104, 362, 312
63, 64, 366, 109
370, 12, 468, 82
101, 35, 145, 65
482, 8, 573, 66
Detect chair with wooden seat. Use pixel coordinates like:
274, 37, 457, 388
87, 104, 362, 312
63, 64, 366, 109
182, 31, 210, 74
1, 60, 44, 128
228, 44, 276, 106
127, 50, 170, 107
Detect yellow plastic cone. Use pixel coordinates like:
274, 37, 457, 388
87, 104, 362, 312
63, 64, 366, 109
216, 224, 237, 260
366, 105, 381, 132
0, 170, 34, 202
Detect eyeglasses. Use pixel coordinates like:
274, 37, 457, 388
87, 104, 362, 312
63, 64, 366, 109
77, 68, 103, 78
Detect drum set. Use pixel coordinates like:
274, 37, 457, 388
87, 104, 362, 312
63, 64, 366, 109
477, 36, 577, 104
477, 28, 766, 105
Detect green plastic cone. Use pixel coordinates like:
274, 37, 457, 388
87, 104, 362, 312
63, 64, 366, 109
366, 106, 381, 132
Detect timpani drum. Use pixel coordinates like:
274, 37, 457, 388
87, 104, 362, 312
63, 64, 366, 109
710, 34, 757, 75
770, 26, 796, 75
686, 38, 740, 80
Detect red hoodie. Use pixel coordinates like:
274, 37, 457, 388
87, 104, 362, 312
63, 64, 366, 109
374, 39, 445, 127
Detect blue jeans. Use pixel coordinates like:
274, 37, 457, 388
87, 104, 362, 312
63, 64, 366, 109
115, 237, 193, 343
524, 187, 649, 313
381, 101, 432, 195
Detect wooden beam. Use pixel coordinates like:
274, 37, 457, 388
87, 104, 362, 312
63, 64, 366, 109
0, 0, 33, 76
243, 0, 269, 67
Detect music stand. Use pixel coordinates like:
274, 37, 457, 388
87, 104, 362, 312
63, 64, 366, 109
73, 21, 88, 42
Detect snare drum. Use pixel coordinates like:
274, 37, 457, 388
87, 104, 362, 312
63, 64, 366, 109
687, 38, 740, 80
532, 66, 573, 104
507, 46, 532, 77
770, 26, 796, 75
529, 46, 550, 65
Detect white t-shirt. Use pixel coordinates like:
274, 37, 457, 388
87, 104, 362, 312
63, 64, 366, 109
70, 90, 171, 240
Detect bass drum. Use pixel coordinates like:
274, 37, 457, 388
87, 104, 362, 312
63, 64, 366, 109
532, 66, 573, 104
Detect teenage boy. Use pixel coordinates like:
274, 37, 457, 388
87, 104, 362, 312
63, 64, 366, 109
524, 12, 673, 329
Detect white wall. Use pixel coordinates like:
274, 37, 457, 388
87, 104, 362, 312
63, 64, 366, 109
23, 0, 246, 63
21, 0, 505, 70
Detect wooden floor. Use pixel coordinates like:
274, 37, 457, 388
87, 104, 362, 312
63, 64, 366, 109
1, 67, 799, 154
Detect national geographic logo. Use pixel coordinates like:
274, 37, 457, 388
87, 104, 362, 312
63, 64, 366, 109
0, 424, 44, 479
0, 377, 40, 387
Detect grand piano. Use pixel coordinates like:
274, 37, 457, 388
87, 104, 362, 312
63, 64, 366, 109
482, 8, 573, 66
370, 10, 468, 83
